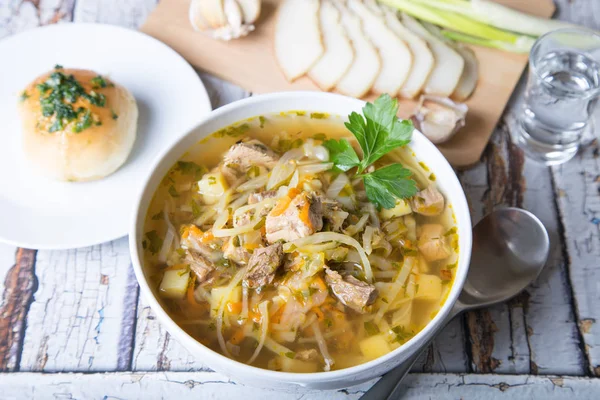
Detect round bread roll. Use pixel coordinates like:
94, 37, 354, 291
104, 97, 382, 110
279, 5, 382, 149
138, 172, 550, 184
19, 68, 138, 182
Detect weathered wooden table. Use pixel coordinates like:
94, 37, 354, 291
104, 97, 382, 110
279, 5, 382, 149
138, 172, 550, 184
1, 1, 599, 399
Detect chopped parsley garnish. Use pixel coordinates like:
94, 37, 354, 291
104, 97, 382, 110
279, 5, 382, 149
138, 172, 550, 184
91, 75, 108, 89
73, 109, 93, 133
168, 185, 179, 198
190, 200, 202, 218
284, 351, 296, 359
111, 109, 119, 120
19, 91, 29, 102
324, 95, 417, 209
392, 326, 412, 343
145, 230, 163, 254
364, 321, 380, 336
35, 68, 108, 134
177, 161, 206, 180
54, 64, 63, 69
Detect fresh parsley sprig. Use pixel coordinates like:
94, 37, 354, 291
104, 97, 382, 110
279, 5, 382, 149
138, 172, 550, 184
324, 95, 417, 209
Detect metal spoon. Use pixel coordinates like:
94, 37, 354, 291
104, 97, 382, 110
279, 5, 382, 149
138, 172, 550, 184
360, 207, 550, 400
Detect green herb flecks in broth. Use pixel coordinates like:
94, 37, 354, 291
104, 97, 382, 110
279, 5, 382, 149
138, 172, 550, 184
142, 95, 459, 372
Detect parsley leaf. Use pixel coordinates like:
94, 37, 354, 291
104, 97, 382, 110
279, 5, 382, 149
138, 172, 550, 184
326, 94, 418, 209
323, 138, 360, 172
363, 164, 417, 209
345, 95, 413, 171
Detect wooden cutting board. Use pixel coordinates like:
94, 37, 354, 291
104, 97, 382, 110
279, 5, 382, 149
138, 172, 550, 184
141, 0, 555, 168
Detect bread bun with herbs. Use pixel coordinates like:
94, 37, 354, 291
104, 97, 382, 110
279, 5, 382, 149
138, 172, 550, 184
18, 66, 138, 182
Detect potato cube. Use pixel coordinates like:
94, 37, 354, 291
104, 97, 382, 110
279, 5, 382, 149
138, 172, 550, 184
278, 356, 318, 373
198, 172, 229, 204
159, 269, 190, 300
359, 334, 392, 361
415, 274, 442, 301
210, 286, 242, 317
380, 199, 412, 220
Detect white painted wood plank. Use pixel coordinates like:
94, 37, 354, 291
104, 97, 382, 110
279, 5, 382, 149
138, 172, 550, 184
73, 0, 157, 29
0, 0, 74, 39
19, 239, 135, 372
0, 243, 16, 299
457, 102, 584, 375
551, 0, 600, 376
0, 372, 599, 399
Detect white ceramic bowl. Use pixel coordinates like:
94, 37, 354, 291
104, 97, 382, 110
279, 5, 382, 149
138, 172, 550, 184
130, 92, 472, 390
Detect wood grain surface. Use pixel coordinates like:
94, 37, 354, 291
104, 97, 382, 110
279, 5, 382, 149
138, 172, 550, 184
0, 0, 599, 398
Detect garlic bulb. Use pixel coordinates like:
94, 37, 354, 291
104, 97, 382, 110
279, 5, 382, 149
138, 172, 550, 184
411, 95, 468, 145
189, 0, 261, 41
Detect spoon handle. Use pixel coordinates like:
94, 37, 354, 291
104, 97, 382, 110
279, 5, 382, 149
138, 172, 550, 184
359, 348, 422, 400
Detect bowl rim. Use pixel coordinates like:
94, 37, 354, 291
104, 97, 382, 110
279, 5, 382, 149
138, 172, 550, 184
129, 91, 472, 383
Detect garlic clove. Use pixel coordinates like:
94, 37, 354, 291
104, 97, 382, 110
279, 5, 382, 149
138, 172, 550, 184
189, 0, 260, 41
189, 0, 211, 31
236, 0, 261, 24
204, 0, 228, 29
411, 96, 468, 144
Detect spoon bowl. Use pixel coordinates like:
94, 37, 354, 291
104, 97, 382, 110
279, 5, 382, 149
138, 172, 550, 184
361, 207, 550, 400
457, 207, 550, 310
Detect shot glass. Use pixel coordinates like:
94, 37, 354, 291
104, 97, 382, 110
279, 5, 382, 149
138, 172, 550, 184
516, 28, 600, 165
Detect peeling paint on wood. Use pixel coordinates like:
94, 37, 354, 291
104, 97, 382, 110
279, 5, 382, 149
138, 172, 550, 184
550, 0, 600, 377
18, 239, 134, 372
0, 0, 599, 396
1, 372, 600, 399
0, 249, 37, 372
0, 0, 75, 39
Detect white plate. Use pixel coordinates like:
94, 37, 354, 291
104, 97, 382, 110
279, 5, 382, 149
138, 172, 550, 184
0, 23, 211, 249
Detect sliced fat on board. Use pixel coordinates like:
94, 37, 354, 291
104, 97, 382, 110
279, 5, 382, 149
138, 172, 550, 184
383, 9, 434, 99
451, 44, 479, 101
402, 14, 464, 97
333, 1, 381, 98
347, 0, 412, 97
275, 0, 324, 81
308, 0, 355, 91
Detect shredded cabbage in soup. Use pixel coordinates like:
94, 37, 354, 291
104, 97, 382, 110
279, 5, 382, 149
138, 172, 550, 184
143, 108, 458, 373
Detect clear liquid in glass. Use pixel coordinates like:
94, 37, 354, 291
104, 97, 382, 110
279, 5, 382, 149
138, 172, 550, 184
518, 50, 600, 164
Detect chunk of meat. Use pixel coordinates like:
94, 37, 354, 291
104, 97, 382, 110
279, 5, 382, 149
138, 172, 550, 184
233, 202, 274, 228
243, 243, 284, 288
266, 191, 323, 243
224, 139, 279, 171
222, 236, 251, 265
320, 197, 349, 232
248, 190, 278, 205
417, 224, 451, 262
325, 268, 378, 313
410, 186, 445, 216
295, 349, 319, 361
185, 250, 216, 284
